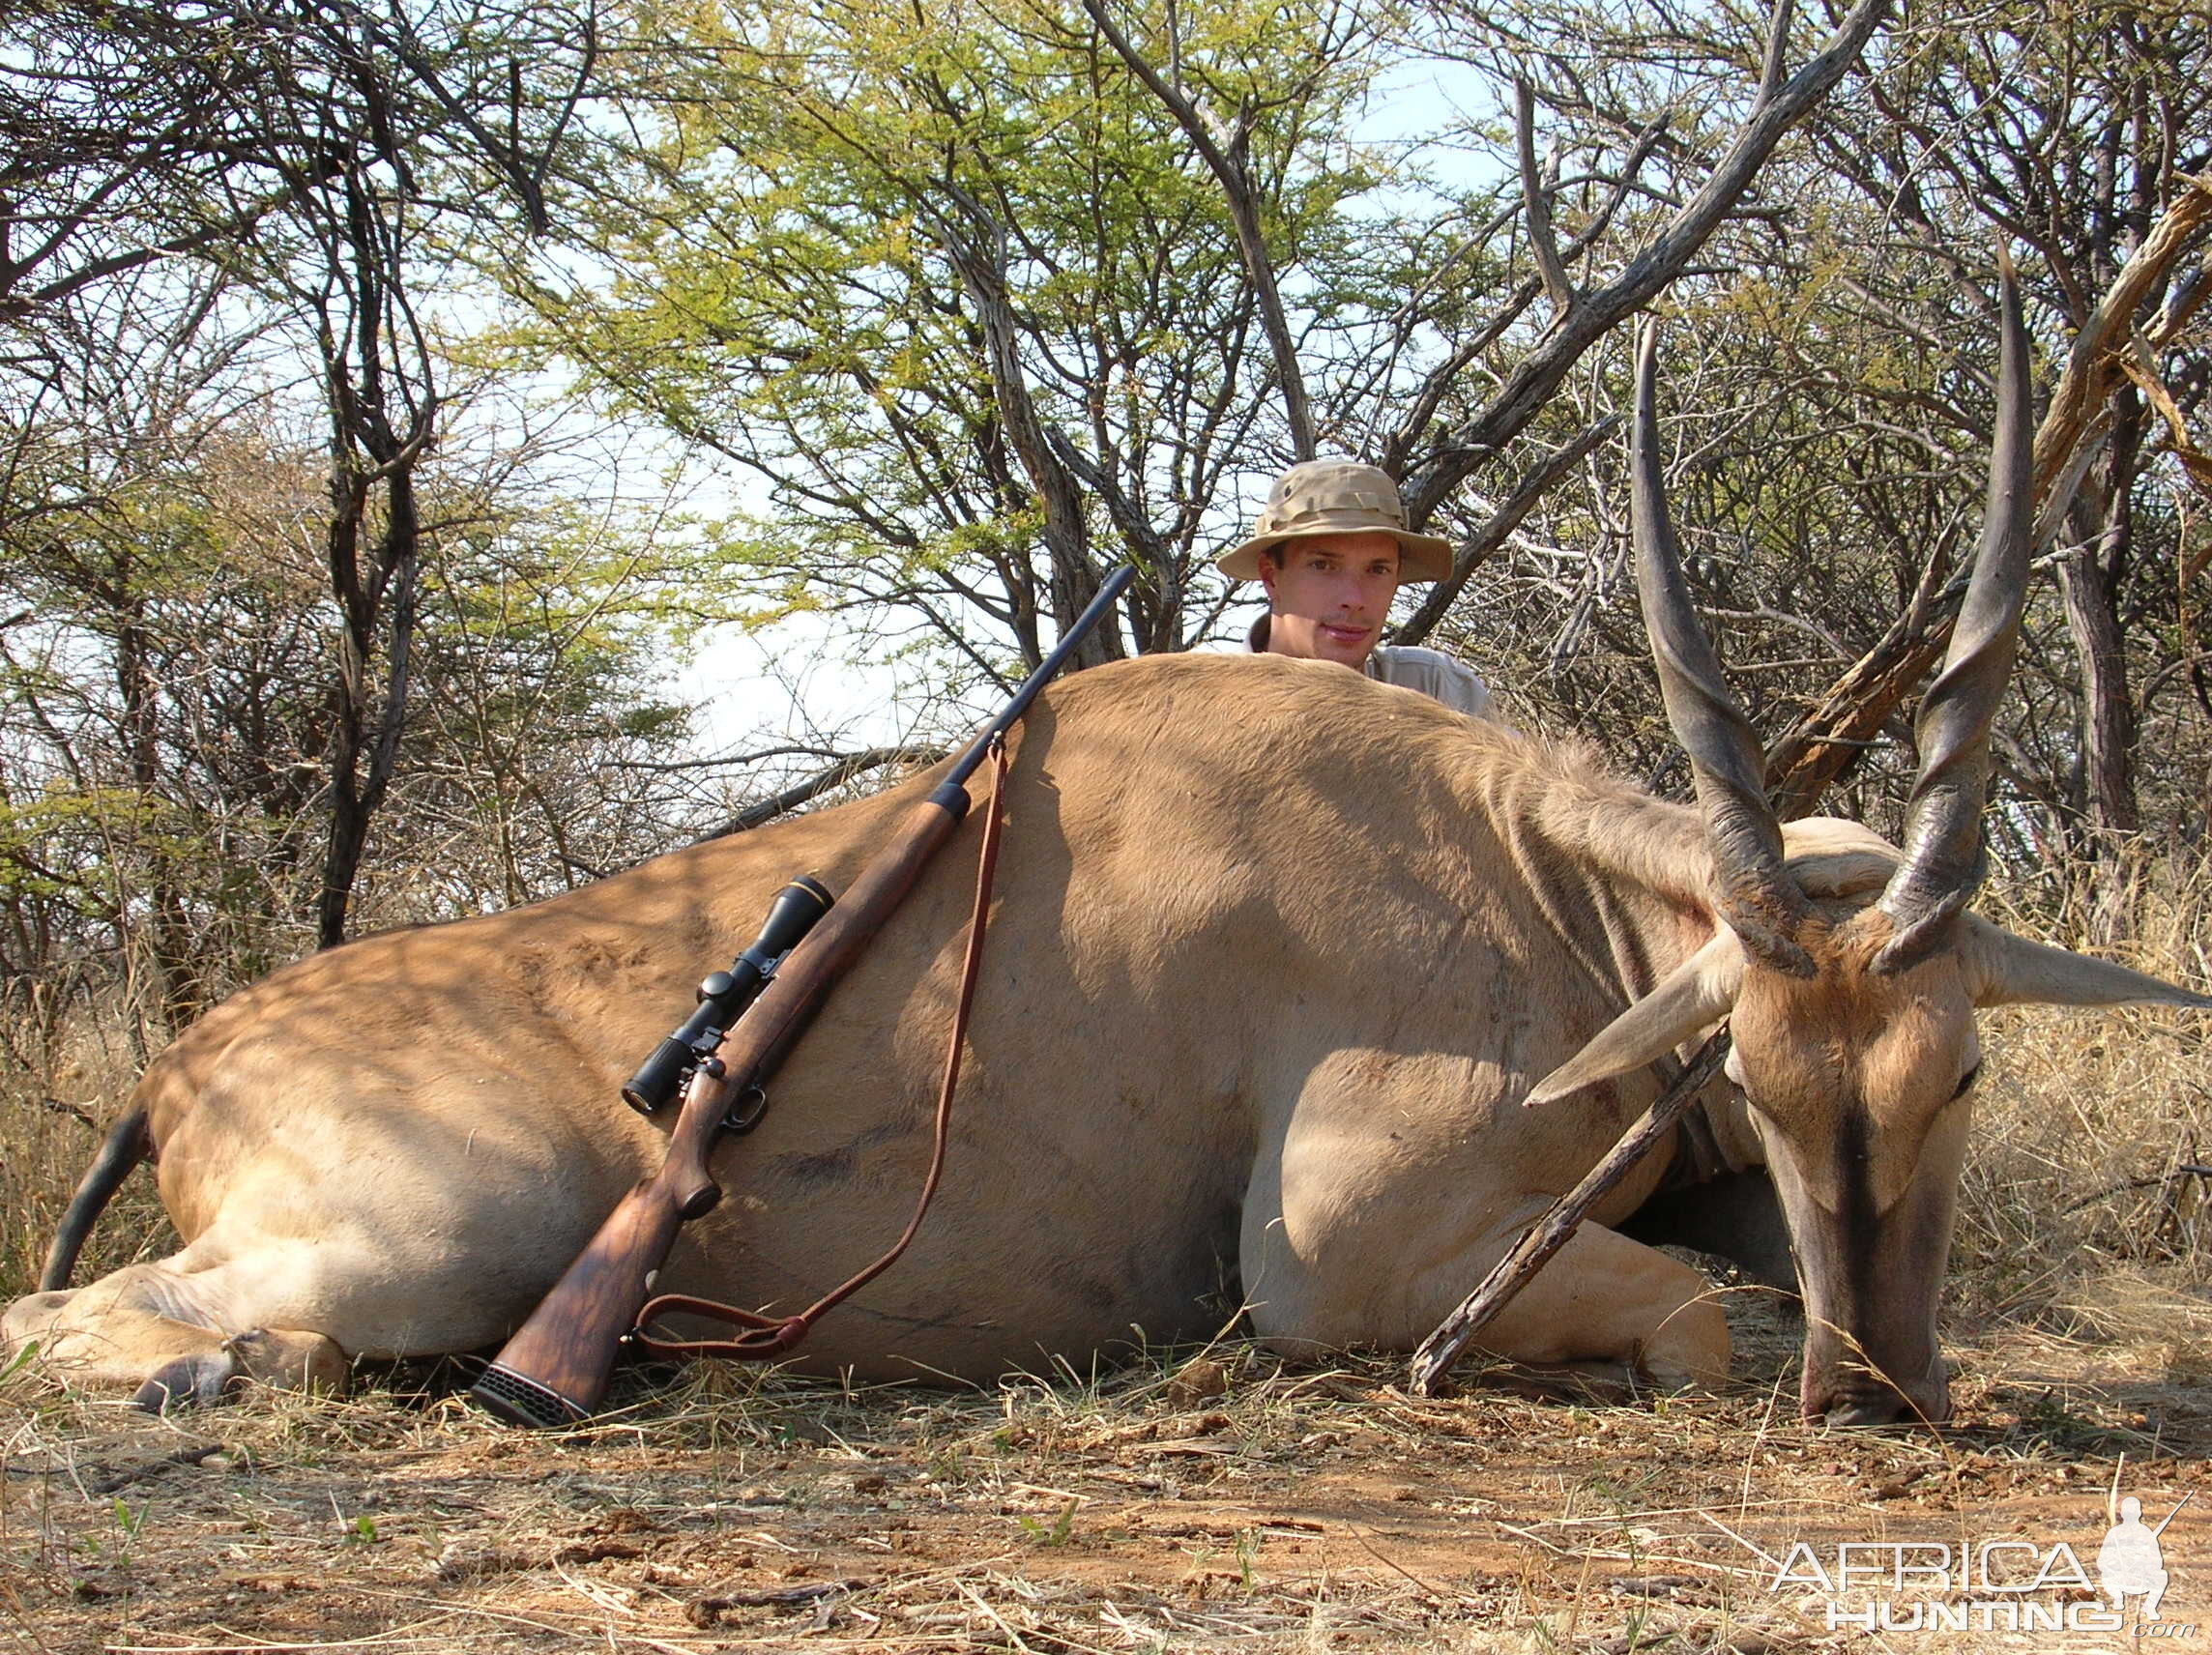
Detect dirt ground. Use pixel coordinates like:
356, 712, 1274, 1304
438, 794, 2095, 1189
5, 1281, 2209, 1655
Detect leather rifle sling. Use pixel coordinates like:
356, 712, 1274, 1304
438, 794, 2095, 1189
629, 733, 1013, 1362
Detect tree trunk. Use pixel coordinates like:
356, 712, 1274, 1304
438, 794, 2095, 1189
2053, 393, 2145, 944
317, 465, 422, 948
314, 168, 432, 948
114, 598, 204, 1029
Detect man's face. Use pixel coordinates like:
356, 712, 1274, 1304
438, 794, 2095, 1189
1257, 530, 1402, 670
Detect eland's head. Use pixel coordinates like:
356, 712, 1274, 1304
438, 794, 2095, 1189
1526, 269, 2210, 1426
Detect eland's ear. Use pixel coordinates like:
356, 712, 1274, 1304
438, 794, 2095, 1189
1964, 917, 2212, 1010
1525, 932, 1743, 1107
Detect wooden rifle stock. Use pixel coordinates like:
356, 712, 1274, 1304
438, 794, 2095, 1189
471, 798, 966, 1427
470, 565, 1133, 1429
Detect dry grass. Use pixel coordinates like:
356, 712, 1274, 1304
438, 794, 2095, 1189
5, 1311, 2206, 1655
1946, 877, 2212, 1364
0, 1050, 174, 1304
1, 880, 2207, 1652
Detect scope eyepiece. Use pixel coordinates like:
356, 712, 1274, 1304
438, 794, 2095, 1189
622, 1036, 691, 1115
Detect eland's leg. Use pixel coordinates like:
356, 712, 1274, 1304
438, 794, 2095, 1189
1242, 1203, 1728, 1387
3, 1089, 626, 1408
2, 1180, 577, 1408
1239, 1052, 1730, 1387
3, 1269, 346, 1408
1431, 1219, 1729, 1388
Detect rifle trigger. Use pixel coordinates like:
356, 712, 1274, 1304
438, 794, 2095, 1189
724, 1085, 771, 1135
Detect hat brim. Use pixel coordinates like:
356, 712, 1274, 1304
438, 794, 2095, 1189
1215, 520, 1455, 583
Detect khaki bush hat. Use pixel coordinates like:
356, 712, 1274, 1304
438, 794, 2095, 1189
1216, 457, 1454, 583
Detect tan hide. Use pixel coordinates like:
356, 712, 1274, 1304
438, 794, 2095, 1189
5, 653, 2200, 1407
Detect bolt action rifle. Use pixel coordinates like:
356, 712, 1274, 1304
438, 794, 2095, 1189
471, 566, 1135, 1428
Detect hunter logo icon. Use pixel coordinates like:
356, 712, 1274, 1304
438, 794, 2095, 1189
1752, 1476, 2197, 1635
2101, 1493, 2190, 1623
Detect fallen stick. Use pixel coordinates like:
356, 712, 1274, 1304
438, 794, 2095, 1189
1408, 1030, 1732, 1397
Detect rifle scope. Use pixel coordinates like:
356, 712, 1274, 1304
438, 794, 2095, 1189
621, 875, 833, 1114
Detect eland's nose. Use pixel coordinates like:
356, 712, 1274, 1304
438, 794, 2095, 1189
1820, 1395, 1914, 1428
1803, 1356, 1950, 1429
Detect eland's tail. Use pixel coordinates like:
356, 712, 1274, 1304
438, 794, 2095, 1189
38, 1107, 151, 1292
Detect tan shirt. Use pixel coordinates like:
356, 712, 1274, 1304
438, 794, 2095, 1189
1245, 617, 1499, 722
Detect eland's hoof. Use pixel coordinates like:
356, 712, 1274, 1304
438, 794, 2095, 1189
132, 1350, 243, 1412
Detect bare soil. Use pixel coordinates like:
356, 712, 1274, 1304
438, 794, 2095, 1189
5, 1285, 2209, 1655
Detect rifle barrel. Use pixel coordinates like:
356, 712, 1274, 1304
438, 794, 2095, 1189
939, 566, 1134, 797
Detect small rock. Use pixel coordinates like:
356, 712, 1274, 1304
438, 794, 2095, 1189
589, 1507, 663, 1535
1165, 1358, 1230, 1407
552, 1538, 643, 1564
434, 1540, 531, 1582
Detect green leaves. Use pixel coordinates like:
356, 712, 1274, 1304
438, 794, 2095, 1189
511, 0, 1399, 669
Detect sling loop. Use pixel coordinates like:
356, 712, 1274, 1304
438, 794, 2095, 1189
628, 733, 1013, 1362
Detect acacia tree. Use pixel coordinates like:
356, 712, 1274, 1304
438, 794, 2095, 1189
1806, 0, 2212, 933
0, 0, 599, 319
3, 0, 614, 946
0, 355, 699, 1048
1385, 0, 1888, 546
513, 0, 1407, 684
511, 0, 1893, 707
0, 0, 746, 1049
1393, 0, 2211, 934
0, 271, 301, 1036
10, 0, 2204, 1022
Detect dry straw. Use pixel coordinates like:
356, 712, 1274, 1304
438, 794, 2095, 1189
0, 871, 2205, 1651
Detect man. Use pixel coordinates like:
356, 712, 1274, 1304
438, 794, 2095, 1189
1216, 456, 1499, 719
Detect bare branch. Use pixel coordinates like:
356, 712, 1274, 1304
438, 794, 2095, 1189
1515, 79, 1576, 311
1765, 176, 2212, 817
692, 747, 946, 843
1404, 0, 1892, 527
1394, 416, 1621, 646
1083, 0, 1316, 459
2032, 172, 2212, 498
1757, 0, 1795, 100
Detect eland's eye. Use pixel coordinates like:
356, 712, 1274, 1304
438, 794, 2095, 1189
1950, 1064, 1982, 1102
